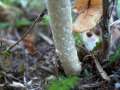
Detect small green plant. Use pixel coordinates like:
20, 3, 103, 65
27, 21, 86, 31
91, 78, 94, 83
47, 75, 79, 90
92, 41, 102, 51
73, 32, 83, 46
0, 49, 12, 58
15, 18, 32, 27
109, 46, 120, 64
0, 22, 11, 29
0, 0, 15, 5
0, 0, 23, 6
41, 15, 50, 26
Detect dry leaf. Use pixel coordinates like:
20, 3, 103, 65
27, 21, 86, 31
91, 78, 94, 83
23, 34, 36, 54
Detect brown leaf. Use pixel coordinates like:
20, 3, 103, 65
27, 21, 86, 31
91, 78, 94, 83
23, 34, 36, 54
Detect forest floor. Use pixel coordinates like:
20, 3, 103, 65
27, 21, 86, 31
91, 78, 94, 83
1, 23, 120, 90
0, 0, 120, 90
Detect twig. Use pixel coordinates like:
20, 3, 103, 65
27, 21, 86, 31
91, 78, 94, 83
77, 45, 110, 81
101, 0, 110, 59
0, 38, 20, 47
110, 19, 120, 26
79, 81, 105, 89
91, 54, 110, 81
40, 65, 54, 74
8, 9, 47, 51
0, 83, 26, 88
83, 54, 92, 61
38, 32, 53, 45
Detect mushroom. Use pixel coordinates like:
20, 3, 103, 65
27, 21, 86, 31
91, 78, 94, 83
73, 0, 103, 32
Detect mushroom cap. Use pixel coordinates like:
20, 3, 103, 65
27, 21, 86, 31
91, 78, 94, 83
73, 0, 102, 13
73, 8, 102, 32
73, 0, 102, 32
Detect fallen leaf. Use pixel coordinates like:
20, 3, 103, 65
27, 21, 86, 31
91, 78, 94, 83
23, 34, 36, 54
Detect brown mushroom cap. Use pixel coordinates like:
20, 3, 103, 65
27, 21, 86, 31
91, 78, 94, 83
73, 0, 102, 13
73, 0, 102, 32
73, 8, 102, 32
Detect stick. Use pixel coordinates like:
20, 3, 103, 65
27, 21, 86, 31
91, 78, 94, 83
38, 32, 53, 45
8, 9, 47, 50
92, 54, 110, 81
